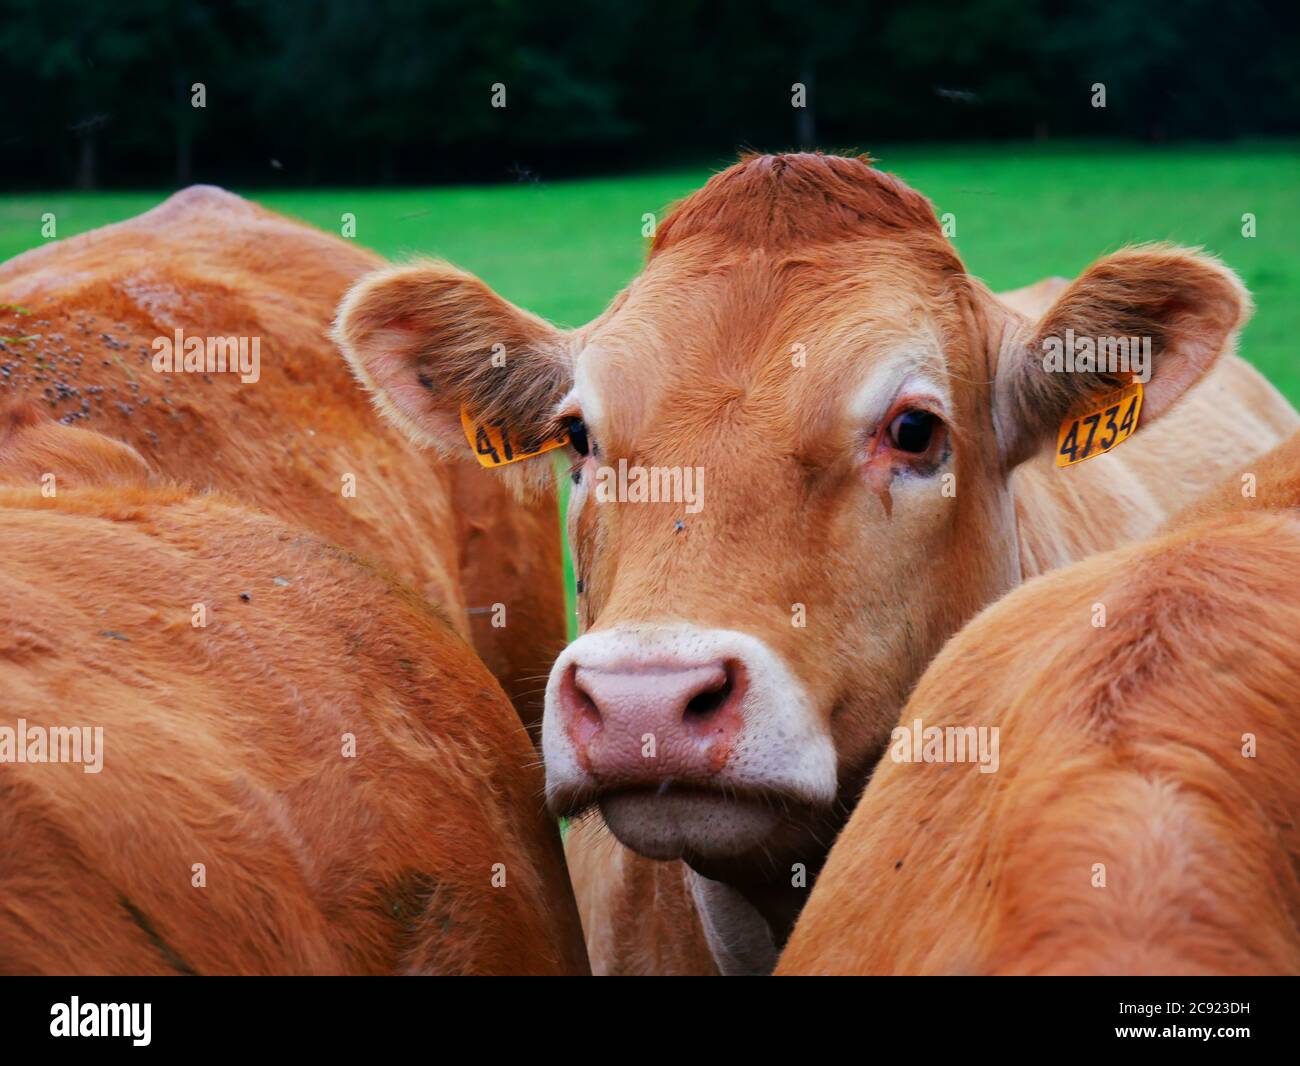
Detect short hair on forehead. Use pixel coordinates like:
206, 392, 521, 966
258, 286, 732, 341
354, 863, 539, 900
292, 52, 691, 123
650, 152, 956, 257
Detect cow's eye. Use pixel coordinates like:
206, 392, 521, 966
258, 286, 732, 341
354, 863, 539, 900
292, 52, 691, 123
568, 417, 591, 457
887, 409, 939, 454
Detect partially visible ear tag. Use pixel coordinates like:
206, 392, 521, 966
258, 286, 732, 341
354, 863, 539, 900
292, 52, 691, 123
460, 406, 569, 468
1056, 380, 1144, 468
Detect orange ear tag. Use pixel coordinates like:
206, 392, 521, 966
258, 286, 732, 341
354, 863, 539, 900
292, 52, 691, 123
460, 406, 569, 468
1055, 380, 1144, 468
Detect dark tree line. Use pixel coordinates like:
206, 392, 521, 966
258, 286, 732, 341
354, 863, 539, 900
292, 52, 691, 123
2, 0, 1296, 190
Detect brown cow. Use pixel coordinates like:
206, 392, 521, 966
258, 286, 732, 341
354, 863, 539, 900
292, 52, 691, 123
0, 407, 588, 975
0, 187, 565, 730
778, 431, 1300, 975
333, 153, 1298, 973
994, 275, 1069, 318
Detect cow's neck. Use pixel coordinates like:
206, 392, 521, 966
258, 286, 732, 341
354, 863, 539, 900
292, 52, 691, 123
685, 863, 814, 975
1008, 354, 1247, 579
686, 870, 780, 976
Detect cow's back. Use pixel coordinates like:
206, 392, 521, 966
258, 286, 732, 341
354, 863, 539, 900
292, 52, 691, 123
0, 431, 587, 974
779, 441, 1300, 975
0, 188, 564, 726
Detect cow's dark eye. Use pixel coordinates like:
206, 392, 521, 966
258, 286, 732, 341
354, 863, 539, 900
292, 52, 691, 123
887, 409, 939, 454
568, 417, 590, 457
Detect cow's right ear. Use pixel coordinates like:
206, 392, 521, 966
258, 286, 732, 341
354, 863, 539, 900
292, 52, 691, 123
332, 261, 573, 490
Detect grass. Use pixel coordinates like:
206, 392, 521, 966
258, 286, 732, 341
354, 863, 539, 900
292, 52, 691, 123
2, 142, 1295, 392
3, 141, 1297, 627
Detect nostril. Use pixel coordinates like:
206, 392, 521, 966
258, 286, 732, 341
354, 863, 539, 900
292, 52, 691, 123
564, 665, 603, 747
683, 671, 731, 722
682, 659, 745, 728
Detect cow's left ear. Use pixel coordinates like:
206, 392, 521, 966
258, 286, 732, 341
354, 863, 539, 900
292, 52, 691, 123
994, 244, 1251, 469
332, 260, 574, 494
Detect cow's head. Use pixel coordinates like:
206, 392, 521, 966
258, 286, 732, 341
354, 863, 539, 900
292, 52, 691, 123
334, 154, 1247, 884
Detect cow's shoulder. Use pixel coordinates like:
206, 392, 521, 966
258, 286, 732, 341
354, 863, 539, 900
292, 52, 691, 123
0, 185, 382, 307
145, 184, 259, 223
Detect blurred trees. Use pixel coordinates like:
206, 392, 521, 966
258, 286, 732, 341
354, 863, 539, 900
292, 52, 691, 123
1, 0, 1295, 188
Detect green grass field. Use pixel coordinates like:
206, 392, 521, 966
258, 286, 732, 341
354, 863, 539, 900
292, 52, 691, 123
3, 141, 1296, 396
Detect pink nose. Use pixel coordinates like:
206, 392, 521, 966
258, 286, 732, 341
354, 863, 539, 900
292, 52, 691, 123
557, 658, 747, 785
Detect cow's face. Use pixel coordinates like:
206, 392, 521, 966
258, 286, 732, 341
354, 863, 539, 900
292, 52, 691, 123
539, 234, 1018, 879
335, 154, 1247, 882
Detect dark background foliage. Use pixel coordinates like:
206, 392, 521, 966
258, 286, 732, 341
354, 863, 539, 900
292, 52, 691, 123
2, 0, 1296, 190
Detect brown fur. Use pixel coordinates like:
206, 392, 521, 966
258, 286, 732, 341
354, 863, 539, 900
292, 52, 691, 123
651, 152, 955, 255
333, 153, 1299, 974
562, 816, 718, 976
0, 414, 588, 976
995, 276, 1069, 318
0, 188, 565, 728
778, 440, 1300, 975
0, 402, 151, 487
1170, 430, 1300, 528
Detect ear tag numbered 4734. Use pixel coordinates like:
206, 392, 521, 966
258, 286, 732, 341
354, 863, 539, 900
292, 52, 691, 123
1056, 380, 1144, 468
